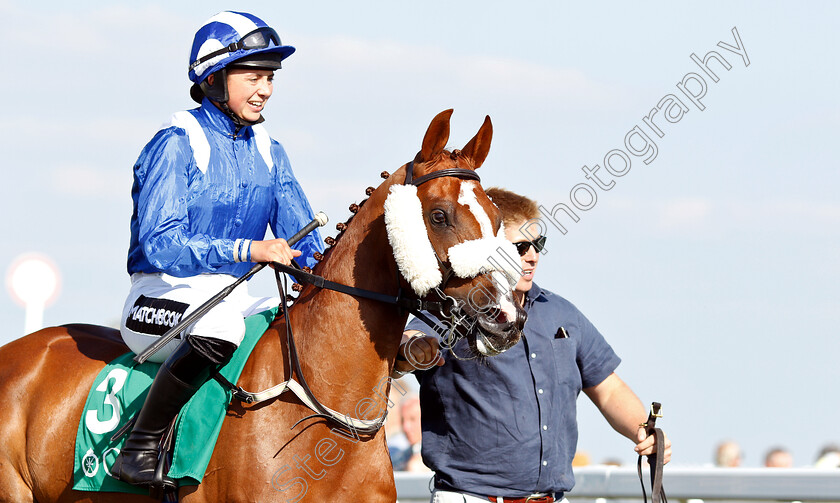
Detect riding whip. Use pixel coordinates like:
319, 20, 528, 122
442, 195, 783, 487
134, 211, 329, 364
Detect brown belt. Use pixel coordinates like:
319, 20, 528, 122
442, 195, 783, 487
486, 496, 553, 503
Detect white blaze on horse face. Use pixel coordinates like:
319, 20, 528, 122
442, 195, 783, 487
446, 181, 521, 322
457, 181, 494, 238
492, 270, 520, 323
447, 182, 521, 283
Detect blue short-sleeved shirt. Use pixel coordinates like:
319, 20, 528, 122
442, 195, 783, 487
407, 282, 620, 498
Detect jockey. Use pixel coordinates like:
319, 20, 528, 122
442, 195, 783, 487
111, 11, 323, 489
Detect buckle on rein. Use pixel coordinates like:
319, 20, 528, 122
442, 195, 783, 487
640, 403, 663, 429
650, 403, 663, 418
433, 286, 459, 315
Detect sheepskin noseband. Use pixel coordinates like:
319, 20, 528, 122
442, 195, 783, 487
447, 236, 521, 286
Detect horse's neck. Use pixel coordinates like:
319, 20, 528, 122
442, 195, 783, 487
261, 189, 407, 413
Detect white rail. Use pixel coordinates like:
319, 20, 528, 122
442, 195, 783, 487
395, 467, 840, 502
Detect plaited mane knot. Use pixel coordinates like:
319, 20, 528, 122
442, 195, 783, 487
309, 174, 384, 268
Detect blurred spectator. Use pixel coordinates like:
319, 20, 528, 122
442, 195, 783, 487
764, 447, 793, 467
814, 444, 840, 468
715, 440, 742, 467
389, 396, 429, 472
572, 451, 591, 467
385, 385, 409, 453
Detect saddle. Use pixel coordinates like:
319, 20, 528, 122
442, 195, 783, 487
72, 308, 279, 498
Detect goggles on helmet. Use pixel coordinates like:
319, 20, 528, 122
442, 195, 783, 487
189, 27, 281, 71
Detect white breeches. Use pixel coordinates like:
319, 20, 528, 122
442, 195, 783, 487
120, 273, 279, 363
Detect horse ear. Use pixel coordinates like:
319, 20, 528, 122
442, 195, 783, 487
418, 109, 453, 163
462, 115, 493, 169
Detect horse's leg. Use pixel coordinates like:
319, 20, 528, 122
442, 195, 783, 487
0, 334, 42, 503
0, 458, 34, 503
0, 327, 131, 503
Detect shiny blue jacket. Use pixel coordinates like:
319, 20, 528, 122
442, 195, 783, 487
127, 98, 323, 277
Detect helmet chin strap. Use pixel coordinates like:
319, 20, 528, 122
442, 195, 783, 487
217, 101, 264, 129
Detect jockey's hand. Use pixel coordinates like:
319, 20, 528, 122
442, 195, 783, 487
251, 238, 301, 266
395, 331, 444, 373
635, 426, 672, 465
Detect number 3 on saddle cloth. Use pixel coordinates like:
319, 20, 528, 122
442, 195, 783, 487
72, 307, 278, 495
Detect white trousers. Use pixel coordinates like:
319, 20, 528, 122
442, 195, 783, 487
431, 490, 492, 502
120, 273, 278, 363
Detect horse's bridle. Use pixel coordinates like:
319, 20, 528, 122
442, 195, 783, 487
271, 159, 485, 328
404, 158, 480, 186
215, 160, 490, 435
403, 157, 483, 295
402, 159, 517, 358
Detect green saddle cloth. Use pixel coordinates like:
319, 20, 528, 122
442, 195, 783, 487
72, 307, 278, 494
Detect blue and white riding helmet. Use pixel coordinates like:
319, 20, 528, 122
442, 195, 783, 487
188, 11, 296, 104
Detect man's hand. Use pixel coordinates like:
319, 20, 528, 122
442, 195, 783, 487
635, 427, 672, 464
583, 373, 671, 464
250, 238, 301, 266
394, 331, 444, 374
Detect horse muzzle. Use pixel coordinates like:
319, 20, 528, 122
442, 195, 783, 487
471, 297, 526, 356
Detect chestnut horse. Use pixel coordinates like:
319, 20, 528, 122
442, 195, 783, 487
0, 109, 525, 503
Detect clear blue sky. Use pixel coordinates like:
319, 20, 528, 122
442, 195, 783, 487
2, 1, 838, 469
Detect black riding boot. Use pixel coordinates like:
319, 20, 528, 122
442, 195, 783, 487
110, 335, 237, 489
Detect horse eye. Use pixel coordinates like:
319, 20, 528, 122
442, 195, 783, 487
430, 209, 447, 226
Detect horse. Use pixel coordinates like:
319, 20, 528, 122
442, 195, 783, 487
0, 109, 526, 503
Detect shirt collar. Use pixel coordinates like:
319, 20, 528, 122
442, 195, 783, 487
524, 282, 546, 310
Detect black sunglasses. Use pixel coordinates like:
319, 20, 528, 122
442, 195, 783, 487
514, 235, 547, 256
190, 27, 282, 71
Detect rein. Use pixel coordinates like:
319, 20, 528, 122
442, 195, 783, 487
214, 270, 397, 435
216, 160, 483, 436
638, 402, 668, 503
274, 262, 453, 320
